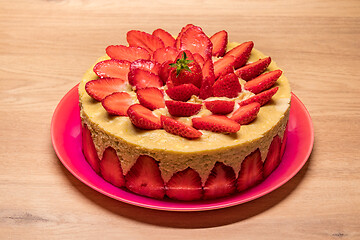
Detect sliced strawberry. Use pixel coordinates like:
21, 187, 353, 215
106, 45, 151, 62
175, 24, 195, 49
237, 149, 264, 192
165, 83, 200, 102
127, 104, 162, 130
239, 87, 279, 107
152, 28, 176, 48
93, 59, 130, 80
230, 102, 260, 124
128, 69, 163, 89
204, 100, 235, 115
101, 92, 132, 116
193, 53, 205, 68
166, 167, 203, 201
100, 147, 125, 187
263, 135, 282, 178
159, 60, 173, 84
82, 124, 100, 174
212, 72, 242, 98
125, 155, 165, 199
199, 59, 215, 100
127, 30, 164, 53
203, 162, 236, 199
153, 47, 178, 64
175, 50, 195, 61
235, 57, 271, 81
136, 87, 165, 110
165, 100, 202, 117
179, 26, 213, 60
213, 55, 236, 79
225, 41, 254, 69
161, 115, 202, 139
192, 115, 240, 133
210, 30, 228, 57
280, 129, 288, 159
244, 69, 282, 94
130, 59, 161, 75
85, 78, 127, 101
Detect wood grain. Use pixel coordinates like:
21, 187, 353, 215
0, 0, 359, 239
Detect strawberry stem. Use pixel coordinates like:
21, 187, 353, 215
170, 52, 193, 77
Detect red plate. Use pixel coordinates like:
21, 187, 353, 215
51, 85, 314, 211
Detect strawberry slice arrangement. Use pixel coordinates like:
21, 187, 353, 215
85, 24, 282, 140
82, 24, 288, 201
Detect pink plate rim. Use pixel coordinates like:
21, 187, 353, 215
51, 85, 314, 211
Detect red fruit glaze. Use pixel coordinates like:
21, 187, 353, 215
85, 78, 127, 101
225, 41, 254, 69
152, 28, 176, 48
212, 72, 242, 98
101, 92, 132, 116
82, 124, 100, 173
166, 167, 203, 201
106, 45, 151, 62
204, 100, 235, 115
237, 149, 264, 192
230, 102, 261, 125
130, 59, 161, 75
210, 30, 228, 57
153, 47, 178, 64
203, 162, 236, 199
235, 57, 271, 81
100, 147, 125, 187
93, 59, 130, 80
244, 69, 282, 94
165, 100, 202, 117
125, 155, 165, 199
127, 30, 164, 53
239, 87, 279, 107
128, 69, 163, 89
192, 115, 240, 133
161, 115, 202, 139
263, 135, 282, 178
165, 83, 200, 102
127, 104, 162, 130
136, 87, 165, 110
179, 26, 213, 60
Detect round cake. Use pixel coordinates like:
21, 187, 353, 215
78, 24, 291, 201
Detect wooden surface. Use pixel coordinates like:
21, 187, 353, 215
1, 0, 359, 239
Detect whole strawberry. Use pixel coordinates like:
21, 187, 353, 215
169, 52, 203, 88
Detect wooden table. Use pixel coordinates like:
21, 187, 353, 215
1, 0, 359, 239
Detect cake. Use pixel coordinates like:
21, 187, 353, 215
79, 24, 291, 201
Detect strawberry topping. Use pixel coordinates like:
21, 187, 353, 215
213, 55, 236, 79
127, 104, 162, 130
237, 149, 264, 192
263, 135, 282, 178
106, 45, 151, 62
199, 59, 215, 100
85, 78, 127, 101
153, 47, 178, 64
230, 102, 260, 125
101, 92, 132, 116
136, 87, 165, 110
152, 28, 176, 48
165, 100, 202, 117
100, 147, 125, 187
225, 41, 254, 69
175, 24, 195, 50
192, 115, 240, 133
239, 87, 279, 107
179, 26, 213, 60
161, 115, 202, 139
210, 30, 228, 57
244, 69, 282, 94
165, 83, 200, 102
193, 53, 205, 68
212, 72, 242, 98
204, 100, 235, 115
93, 59, 130, 80
127, 30, 164, 53
235, 57, 271, 81
128, 68, 163, 89
130, 59, 161, 75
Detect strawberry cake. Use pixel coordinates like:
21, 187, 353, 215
78, 24, 291, 201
